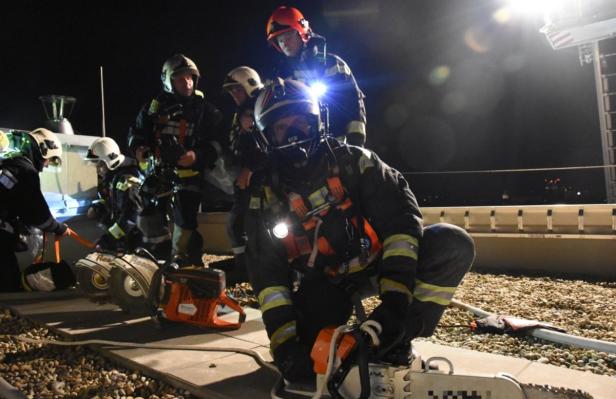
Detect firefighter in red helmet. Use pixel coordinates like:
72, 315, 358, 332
266, 6, 368, 147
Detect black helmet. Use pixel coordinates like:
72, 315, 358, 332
161, 54, 200, 94
254, 78, 322, 164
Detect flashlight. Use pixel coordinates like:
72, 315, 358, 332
272, 221, 289, 239
309, 81, 328, 99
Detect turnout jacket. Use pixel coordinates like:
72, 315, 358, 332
0, 156, 66, 235
273, 45, 367, 146
100, 158, 142, 241
128, 91, 225, 177
228, 99, 265, 172
245, 141, 423, 355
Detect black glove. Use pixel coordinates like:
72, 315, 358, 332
54, 222, 68, 236
95, 232, 117, 251
368, 292, 409, 354
273, 340, 315, 384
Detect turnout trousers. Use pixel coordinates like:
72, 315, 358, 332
292, 223, 475, 346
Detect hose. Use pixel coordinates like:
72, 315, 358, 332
10, 335, 280, 374
450, 299, 616, 354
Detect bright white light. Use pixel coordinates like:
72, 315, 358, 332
272, 222, 289, 239
309, 82, 328, 99
577, 191, 581, 196
505, 0, 562, 16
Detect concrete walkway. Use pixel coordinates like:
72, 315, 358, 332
1, 290, 614, 399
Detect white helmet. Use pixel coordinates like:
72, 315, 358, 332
223, 66, 264, 98
85, 137, 125, 170
28, 128, 62, 166
161, 54, 200, 94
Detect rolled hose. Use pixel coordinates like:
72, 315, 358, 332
450, 299, 616, 354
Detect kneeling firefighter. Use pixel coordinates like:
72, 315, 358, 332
85, 137, 144, 252
245, 79, 476, 383
0, 128, 69, 292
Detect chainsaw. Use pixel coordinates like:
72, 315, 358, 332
75, 248, 245, 330
273, 322, 594, 399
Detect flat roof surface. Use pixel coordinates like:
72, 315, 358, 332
1, 291, 614, 399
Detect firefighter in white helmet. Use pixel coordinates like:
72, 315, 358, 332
128, 54, 225, 265
217, 66, 266, 283
0, 128, 69, 292
85, 137, 148, 252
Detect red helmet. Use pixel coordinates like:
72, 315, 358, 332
266, 6, 311, 52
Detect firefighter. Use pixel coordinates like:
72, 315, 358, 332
0, 128, 69, 292
128, 54, 225, 265
220, 66, 266, 283
245, 79, 475, 383
266, 6, 367, 147
85, 137, 144, 252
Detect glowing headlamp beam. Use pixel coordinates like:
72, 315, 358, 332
308, 82, 328, 99
272, 222, 289, 239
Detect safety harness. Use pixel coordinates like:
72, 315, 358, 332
267, 143, 382, 279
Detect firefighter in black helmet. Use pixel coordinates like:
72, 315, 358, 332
0, 128, 69, 292
245, 79, 475, 384
128, 54, 225, 265
266, 6, 367, 147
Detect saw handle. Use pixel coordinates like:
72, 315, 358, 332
210, 292, 246, 329
327, 329, 371, 399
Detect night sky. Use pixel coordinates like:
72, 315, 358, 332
1, 1, 607, 205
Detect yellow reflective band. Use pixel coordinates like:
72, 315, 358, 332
148, 99, 160, 115
308, 186, 328, 208
346, 121, 366, 136
379, 277, 412, 299
382, 234, 419, 261
413, 279, 457, 306
270, 321, 297, 352
108, 223, 125, 239
195, 90, 204, 98
115, 181, 130, 192
249, 196, 261, 209
139, 161, 148, 171
176, 169, 199, 178
258, 286, 292, 314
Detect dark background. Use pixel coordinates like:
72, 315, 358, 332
0, 1, 608, 205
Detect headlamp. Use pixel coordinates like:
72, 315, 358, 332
308, 81, 327, 99
272, 221, 289, 239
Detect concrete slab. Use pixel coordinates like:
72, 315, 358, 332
413, 340, 616, 399
2, 291, 614, 399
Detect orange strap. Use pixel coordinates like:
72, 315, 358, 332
50, 227, 96, 264
66, 227, 96, 249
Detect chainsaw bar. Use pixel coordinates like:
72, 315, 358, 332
520, 383, 594, 399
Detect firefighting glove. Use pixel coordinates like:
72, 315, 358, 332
369, 292, 409, 357
54, 223, 69, 236
273, 339, 315, 384
95, 232, 117, 251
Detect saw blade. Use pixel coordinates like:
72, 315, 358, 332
520, 383, 594, 399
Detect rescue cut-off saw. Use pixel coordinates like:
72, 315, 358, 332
273, 324, 594, 399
